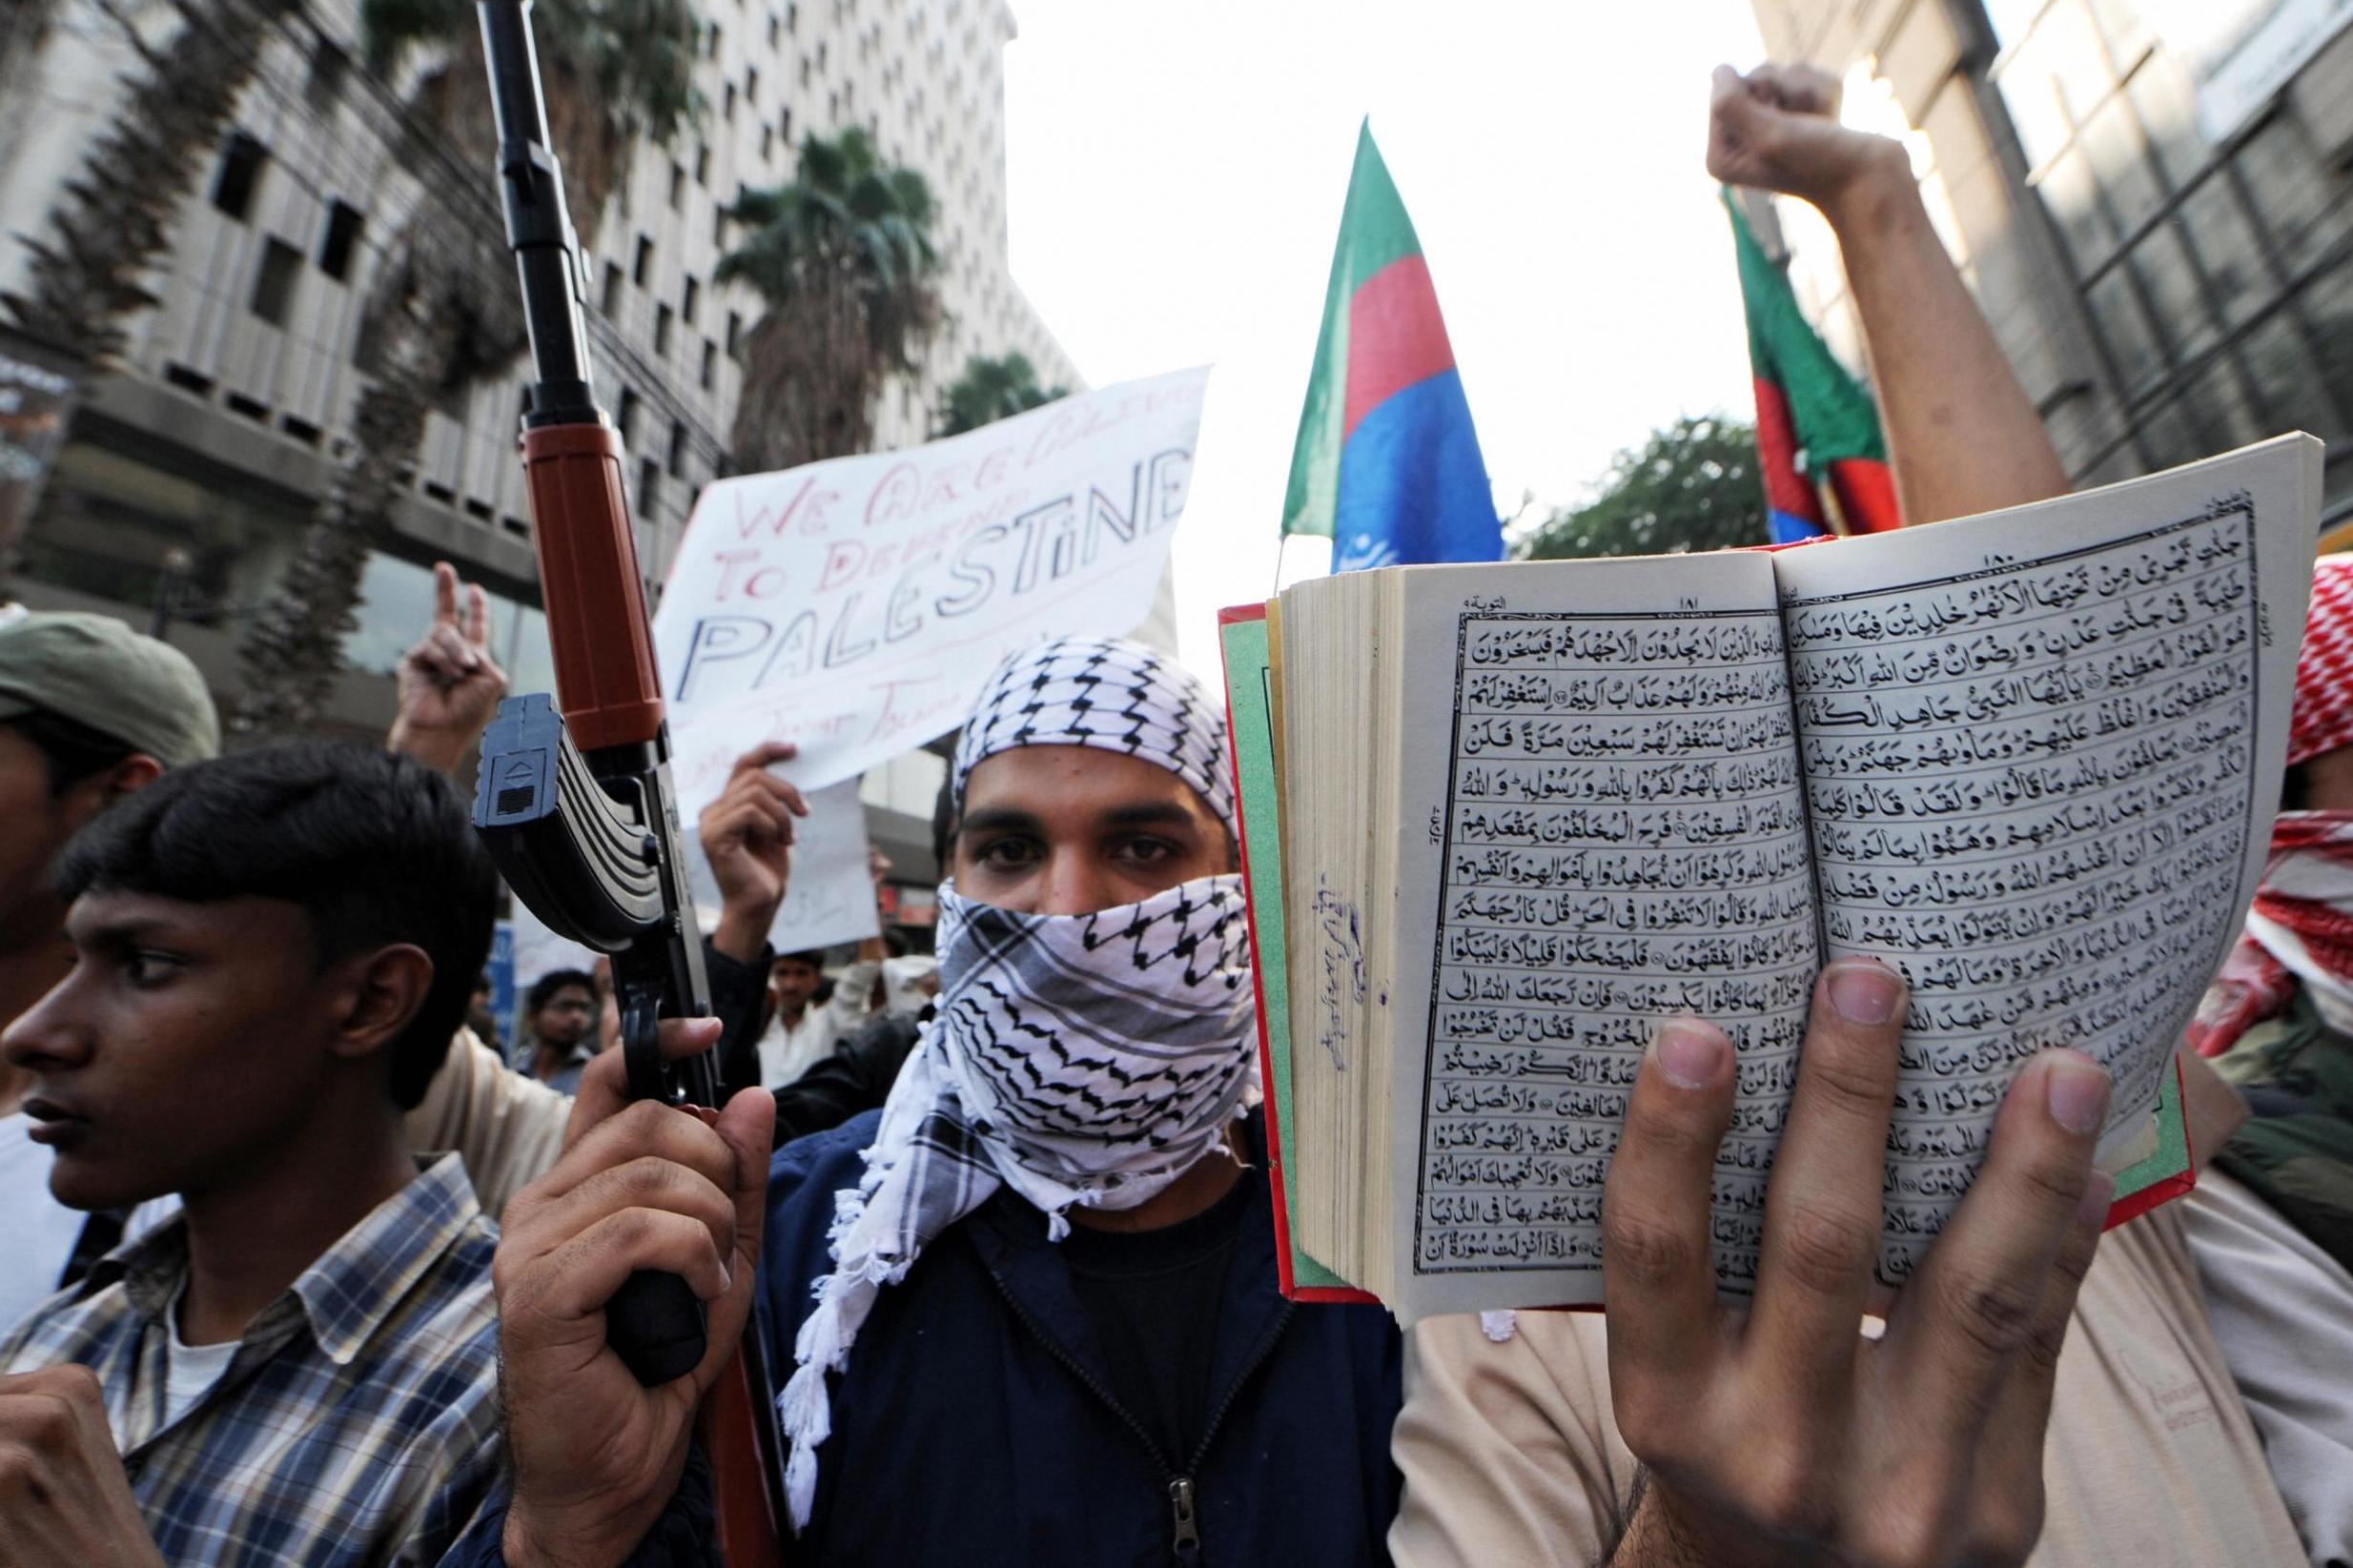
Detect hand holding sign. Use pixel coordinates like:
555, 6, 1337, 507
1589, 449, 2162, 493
651, 366, 1211, 807
699, 742, 812, 964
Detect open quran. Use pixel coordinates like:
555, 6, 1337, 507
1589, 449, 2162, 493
1219, 435, 2322, 1321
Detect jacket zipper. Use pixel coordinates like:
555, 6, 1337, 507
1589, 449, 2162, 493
986, 1270, 1296, 1563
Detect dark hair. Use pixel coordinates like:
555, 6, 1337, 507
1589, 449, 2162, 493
54, 741, 497, 1110
526, 968, 597, 1013
931, 769, 957, 870
6, 709, 139, 795
775, 948, 826, 970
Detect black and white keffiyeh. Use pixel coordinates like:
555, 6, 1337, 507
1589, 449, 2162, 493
777, 637, 1257, 1530
952, 634, 1235, 833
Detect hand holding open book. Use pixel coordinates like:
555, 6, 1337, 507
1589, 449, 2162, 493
1221, 435, 2322, 1320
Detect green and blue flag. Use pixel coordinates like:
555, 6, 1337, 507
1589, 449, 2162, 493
1282, 123, 1500, 571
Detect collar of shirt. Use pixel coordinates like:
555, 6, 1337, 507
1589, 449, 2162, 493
73, 1151, 481, 1370
0, 1151, 506, 1567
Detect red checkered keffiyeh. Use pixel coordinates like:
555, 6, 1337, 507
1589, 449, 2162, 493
2289, 556, 2353, 766
2193, 560, 2353, 1056
2189, 813, 2353, 1055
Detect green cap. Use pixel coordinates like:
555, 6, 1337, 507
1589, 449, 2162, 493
0, 610, 220, 769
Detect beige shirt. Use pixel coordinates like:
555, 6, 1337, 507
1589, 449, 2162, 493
404, 1029, 573, 1223
1390, 1203, 2307, 1567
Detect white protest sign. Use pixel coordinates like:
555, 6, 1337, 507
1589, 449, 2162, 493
651, 365, 1210, 819
685, 777, 879, 956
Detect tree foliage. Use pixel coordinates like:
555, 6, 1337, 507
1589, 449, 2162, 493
1517, 414, 1767, 560
936, 352, 1066, 437
718, 125, 943, 472
235, 0, 699, 737
1, 0, 281, 369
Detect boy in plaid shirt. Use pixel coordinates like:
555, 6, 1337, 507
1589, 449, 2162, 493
0, 742, 503, 1566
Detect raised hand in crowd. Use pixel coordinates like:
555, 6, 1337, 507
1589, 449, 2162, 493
388, 561, 508, 776
492, 1020, 774, 1568
1705, 62, 2067, 522
0, 1364, 167, 1567
698, 741, 808, 967
1602, 964, 2111, 1567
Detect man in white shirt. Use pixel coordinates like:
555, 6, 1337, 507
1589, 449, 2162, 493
756, 947, 878, 1087
753, 848, 896, 1087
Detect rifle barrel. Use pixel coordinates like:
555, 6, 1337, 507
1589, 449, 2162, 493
479, 0, 598, 425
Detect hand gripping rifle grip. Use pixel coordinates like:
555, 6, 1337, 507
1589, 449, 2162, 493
608, 1273, 708, 1386
611, 987, 711, 1386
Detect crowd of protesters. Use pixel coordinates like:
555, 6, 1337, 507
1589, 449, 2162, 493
0, 62, 2348, 1568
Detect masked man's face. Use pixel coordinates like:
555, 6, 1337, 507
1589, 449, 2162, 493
951, 747, 1235, 917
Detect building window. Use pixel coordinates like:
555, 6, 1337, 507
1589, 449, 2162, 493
317, 199, 363, 281
304, 39, 348, 111
700, 337, 717, 390
667, 418, 687, 478
695, 143, 710, 185
1985, 6, 2353, 493
788, 1, 797, 29
713, 204, 728, 246
768, 10, 781, 46
617, 386, 641, 443
726, 311, 743, 356
669, 160, 685, 210
761, 123, 773, 161
779, 107, 791, 142
211, 132, 267, 220
633, 234, 654, 286
654, 302, 674, 355
638, 457, 661, 517
746, 66, 759, 106
249, 237, 303, 325
800, 54, 812, 88
725, 82, 736, 122
706, 20, 721, 57
682, 275, 700, 324
602, 261, 624, 316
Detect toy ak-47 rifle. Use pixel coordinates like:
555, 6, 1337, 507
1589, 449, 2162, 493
470, 1, 786, 1551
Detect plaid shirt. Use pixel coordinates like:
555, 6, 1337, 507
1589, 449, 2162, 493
0, 1152, 501, 1567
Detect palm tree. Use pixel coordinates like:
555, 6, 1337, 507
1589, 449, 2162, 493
935, 352, 1066, 437
717, 126, 943, 472
234, 0, 699, 737
3, 0, 309, 368
0, 0, 284, 582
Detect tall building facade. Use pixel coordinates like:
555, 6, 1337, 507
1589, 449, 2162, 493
1748, 0, 2353, 546
0, 0, 1100, 888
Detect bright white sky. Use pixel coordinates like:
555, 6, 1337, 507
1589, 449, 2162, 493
1002, 1, 1770, 677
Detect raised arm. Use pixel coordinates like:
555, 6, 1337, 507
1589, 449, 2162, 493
1708, 63, 2070, 523
388, 561, 510, 776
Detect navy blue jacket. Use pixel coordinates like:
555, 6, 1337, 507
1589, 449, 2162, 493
442, 1110, 1402, 1567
